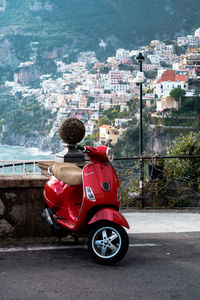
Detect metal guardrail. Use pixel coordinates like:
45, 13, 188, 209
114, 155, 200, 160
0, 161, 43, 175
0, 156, 200, 175
112, 155, 200, 208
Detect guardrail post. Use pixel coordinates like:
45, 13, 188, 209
140, 157, 145, 208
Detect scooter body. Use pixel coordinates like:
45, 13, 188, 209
43, 145, 129, 264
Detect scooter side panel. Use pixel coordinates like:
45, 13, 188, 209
83, 162, 120, 206
88, 207, 130, 229
44, 176, 83, 223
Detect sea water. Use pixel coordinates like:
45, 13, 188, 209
0, 144, 54, 161
0, 144, 55, 174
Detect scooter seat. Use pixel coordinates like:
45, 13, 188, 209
51, 162, 82, 185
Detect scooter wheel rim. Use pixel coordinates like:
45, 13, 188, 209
91, 226, 122, 259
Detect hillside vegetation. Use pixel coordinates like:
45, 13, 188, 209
0, 0, 200, 59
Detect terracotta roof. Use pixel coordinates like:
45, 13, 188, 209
100, 125, 111, 128
158, 70, 186, 83
175, 74, 187, 82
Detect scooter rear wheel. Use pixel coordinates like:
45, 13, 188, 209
87, 220, 129, 265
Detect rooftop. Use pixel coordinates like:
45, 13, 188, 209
158, 70, 187, 83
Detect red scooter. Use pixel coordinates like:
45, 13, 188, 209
42, 145, 129, 265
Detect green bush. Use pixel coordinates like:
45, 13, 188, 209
164, 131, 200, 181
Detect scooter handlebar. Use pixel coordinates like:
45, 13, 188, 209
76, 145, 85, 151
76, 145, 91, 153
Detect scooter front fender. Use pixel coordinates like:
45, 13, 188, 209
88, 208, 130, 229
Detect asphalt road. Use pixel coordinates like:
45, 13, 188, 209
0, 232, 200, 300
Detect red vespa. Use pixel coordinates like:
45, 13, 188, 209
42, 144, 129, 265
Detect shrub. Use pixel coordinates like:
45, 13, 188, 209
164, 131, 200, 182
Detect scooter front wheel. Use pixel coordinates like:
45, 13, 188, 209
87, 221, 129, 265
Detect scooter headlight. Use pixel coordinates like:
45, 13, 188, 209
106, 147, 114, 162
86, 187, 96, 201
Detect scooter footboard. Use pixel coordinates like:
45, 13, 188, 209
88, 207, 130, 229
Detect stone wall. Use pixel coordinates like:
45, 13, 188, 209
0, 175, 51, 239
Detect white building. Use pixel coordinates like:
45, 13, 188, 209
155, 70, 188, 98
187, 35, 199, 46
78, 52, 98, 64
147, 55, 161, 66
177, 37, 188, 46
115, 118, 131, 127
116, 49, 130, 60
110, 83, 130, 93
177, 35, 199, 47
150, 40, 161, 47
194, 27, 200, 39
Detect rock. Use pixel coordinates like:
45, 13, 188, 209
5, 192, 17, 202
0, 219, 14, 237
10, 205, 26, 223
0, 39, 18, 67
0, 198, 5, 215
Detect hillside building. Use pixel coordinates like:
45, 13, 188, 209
116, 49, 130, 61
147, 55, 160, 66
177, 37, 188, 47
177, 35, 199, 47
155, 70, 188, 98
156, 96, 181, 113
85, 120, 97, 136
78, 52, 98, 64
150, 40, 161, 47
115, 118, 132, 127
99, 125, 122, 145
194, 27, 200, 39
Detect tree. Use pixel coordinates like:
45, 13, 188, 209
98, 116, 111, 127
162, 39, 175, 45
145, 87, 154, 94
100, 67, 110, 74
113, 120, 149, 157
102, 106, 120, 121
164, 132, 200, 181
180, 97, 200, 114
81, 136, 94, 147
160, 61, 171, 68
127, 97, 138, 114
169, 88, 186, 101
144, 70, 158, 79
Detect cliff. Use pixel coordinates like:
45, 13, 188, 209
146, 126, 194, 155
0, 130, 62, 153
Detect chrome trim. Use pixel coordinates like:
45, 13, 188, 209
106, 147, 114, 162
117, 187, 121, 202
77, 163, 89, 219
48, 166, 54, 176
